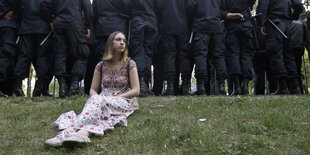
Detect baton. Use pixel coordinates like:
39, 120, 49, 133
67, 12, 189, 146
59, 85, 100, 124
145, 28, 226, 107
15, 36, 20, 45
266, 16, 288, 39
189, 32, 193, 44
40, 31, 53, 46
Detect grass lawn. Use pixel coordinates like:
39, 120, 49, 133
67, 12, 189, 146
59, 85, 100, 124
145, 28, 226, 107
0, 95, 309, 154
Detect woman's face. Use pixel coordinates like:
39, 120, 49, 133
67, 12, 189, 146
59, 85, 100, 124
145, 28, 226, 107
112, 33, 126, 54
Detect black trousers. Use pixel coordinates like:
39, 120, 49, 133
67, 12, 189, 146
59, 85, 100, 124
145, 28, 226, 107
161, 34, 189, 79
225, 21, 254, 80
292, 47, 304, 93
152, 35, 164, 95
53, 28, 90, 78
84, 43, 103, 95
14, 34, 51, 79
129, 18, 157, 79
193, 32, 226, 80
265, 19, 297, 80
0, 27, 16, 95
253, 51, 277, 95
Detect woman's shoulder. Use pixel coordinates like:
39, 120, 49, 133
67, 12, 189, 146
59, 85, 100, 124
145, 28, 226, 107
128, 59, 136, 70
95, 61, 105, 71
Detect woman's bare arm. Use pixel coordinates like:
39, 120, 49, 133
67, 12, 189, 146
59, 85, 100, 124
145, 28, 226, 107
118, 67, 140, 98
89, 69, 101, 96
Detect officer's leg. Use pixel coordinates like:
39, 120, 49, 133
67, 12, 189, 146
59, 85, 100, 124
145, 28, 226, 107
54, 28, 69, 97
265, 22, 289, 95
130, 19, 147, 97
210, 33, 227, 95
32, 34, 51, 96
253, 51, 267, 95
294, 48, 304, 93
0, 27, 16, 96
69, 30, 90, 95
240, 29, 254, 95
143, 23, 157, 96
193, 33, 209, 95
152, 35, 164, 96
13, 35, 36, 96
179, 37, 193, 95
284, 31, 301, 94
225, 31, 241, 95
161, 35, 177, 95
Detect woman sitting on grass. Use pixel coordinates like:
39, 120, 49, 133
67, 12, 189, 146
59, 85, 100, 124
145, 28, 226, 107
45, 31, 140, 147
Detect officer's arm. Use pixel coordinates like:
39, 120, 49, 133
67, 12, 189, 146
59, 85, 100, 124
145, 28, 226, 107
40, 0, 55, 24
81, 0, 93, 31
185, 0, 197, 23
92, 0, 97, 31
256, 0, 269, 36
256, 0, 269, 26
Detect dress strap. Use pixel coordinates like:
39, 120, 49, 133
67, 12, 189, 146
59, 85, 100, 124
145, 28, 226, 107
127, 60, 131, 88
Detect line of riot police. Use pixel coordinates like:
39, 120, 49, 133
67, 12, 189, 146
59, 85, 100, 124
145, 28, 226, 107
0, 0, 307, 97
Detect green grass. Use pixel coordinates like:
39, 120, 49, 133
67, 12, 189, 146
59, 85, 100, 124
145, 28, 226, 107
0, 95, 309, 154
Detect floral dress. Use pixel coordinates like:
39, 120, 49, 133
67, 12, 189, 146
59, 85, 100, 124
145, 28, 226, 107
53, 60, 138, 136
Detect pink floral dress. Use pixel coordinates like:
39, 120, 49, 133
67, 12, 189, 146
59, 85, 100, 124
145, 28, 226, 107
53, 60, 138, 136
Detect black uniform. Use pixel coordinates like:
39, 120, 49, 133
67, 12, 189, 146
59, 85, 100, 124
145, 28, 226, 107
252, 23, 277, 95
156, 0, 193, 95
290, 19, 307, 93
93, 0, 130, 59
40, 0, 93, 97
256, 0, 303, 94
13, 0, 52, 96
129, 0, 158, 96
84, 0, 130, 95
0, 0, 16, 96
222, 0, 256, 95
253, 50, 278, 95
190, 0, 227, 95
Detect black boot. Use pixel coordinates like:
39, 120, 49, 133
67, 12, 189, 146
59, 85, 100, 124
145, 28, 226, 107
33, 78, 45, 97
69, 76, 80, 95
205, 78, 210, 95
195, 78, 206, 95
181, 78, 191, 96
163, 78, 174, 96
289, 78, 301, 95
57, 77, 67, 98
12, 77, 25, 97
241, 78, 249, 95
145, 78, 155, 96
272, 78, 290, 95
231, 75, 241, 95
217, 79, 226, 95
139, 76, 147, 97
42, 78, 52, 97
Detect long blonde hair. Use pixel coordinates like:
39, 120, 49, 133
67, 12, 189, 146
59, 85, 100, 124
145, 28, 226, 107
102, 31, 130, 64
